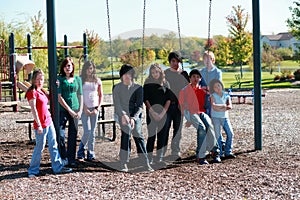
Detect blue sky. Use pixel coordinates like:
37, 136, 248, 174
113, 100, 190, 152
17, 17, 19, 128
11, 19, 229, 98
0, 0, 295, 42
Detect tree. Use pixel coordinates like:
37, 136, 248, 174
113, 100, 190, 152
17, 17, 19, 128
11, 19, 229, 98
214, 35, 232, 66
287, 1, 300, 39
262, 43, 282, 74
226, 5, 253, 78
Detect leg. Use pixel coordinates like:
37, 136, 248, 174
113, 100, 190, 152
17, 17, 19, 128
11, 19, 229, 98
119, 123, 131, 165
67, 116, 78, 165
146, 114, 156, 161
222, 118, 234, 156
170, 106, 183, 157
189, 113, 207, 159
212, 117, 223, 156
132, 118, 149, 164
58, 111, 68, 160
46, 123, 64, 173
28, 129, 47, 176
156, 113, 170, 161
77, 112, 89, 159
87, 111, 99, 160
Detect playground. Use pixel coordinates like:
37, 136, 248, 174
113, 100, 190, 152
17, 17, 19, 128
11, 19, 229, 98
0, 88, 299, 199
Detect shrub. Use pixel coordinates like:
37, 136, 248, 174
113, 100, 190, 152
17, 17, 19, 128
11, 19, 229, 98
294, 69, 300, 80
274, 74, 281, 81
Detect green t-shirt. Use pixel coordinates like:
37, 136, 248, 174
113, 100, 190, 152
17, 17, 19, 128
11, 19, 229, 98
58, 75, 82, 112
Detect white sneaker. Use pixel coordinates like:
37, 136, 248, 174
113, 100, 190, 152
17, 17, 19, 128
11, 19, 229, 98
28, 174, 36, 178
120, 164, 128, 172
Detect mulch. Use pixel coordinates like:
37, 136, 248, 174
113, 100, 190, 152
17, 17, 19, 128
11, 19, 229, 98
0, 88, 299, 199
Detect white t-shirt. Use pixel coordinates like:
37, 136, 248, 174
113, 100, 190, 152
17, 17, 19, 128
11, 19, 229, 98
82, 78, 102, 108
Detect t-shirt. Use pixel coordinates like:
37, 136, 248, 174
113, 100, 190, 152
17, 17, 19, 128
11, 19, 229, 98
164, 68, 189, 103
58, 75, 83, 112
200, 66, 222, 88
211, 92, 230, 118
143, 81, 172, 113
82, 78, 102, 108
179, 84, 206, 115
26, 89, 52, 129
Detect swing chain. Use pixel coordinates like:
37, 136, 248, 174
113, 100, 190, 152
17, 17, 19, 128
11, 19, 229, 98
175, 0, 183, 53
207, 0, 212, 50
141, 0, 146, 83
106, 0, 114, 85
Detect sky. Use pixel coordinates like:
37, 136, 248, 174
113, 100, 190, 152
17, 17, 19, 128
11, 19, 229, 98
0, 0, 296, 42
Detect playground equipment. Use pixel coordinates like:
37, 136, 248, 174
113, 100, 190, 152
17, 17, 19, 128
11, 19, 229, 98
0, 33, 88, 111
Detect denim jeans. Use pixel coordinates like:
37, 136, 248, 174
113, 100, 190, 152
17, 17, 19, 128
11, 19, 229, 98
165, 104, 183, 156
119, 117, 149, 165
189, 112, 219, 159
146, 112, 170, 160
212, 117, 234, 156
58, 111, 79, 165
28, 122, 64, 175
77, 108, 99, 159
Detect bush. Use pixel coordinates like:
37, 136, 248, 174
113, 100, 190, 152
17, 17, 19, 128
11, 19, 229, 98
274, 74, 281, 81
294, 69, 300, 80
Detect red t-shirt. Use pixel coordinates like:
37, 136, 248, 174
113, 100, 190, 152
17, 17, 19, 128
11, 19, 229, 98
179, 84, 206, 115
26, 89, 52, 129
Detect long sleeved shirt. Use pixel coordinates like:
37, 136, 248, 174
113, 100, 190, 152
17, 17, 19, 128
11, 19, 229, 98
113, 82, 143, 121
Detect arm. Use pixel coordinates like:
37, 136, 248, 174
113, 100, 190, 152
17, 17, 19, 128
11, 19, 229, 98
210, 95, 227, 112
131, 86, 144, 122
113, 85, 130, 125
157, 100, 171, 121
28, 98, 43, 134
226, 95, 232, 110
58, 94, 78, 118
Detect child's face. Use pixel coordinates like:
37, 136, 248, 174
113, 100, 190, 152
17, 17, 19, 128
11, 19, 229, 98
190, 74, 201, 85
122, 72, 132, 85
203, 55, 212, 67
213, 82, 223, 93
170, 58, 180, 70
151, 68, 160, 80
35, 73, 44, 89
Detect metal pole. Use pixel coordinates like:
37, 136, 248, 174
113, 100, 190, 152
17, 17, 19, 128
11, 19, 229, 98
252, 0, 262, 150
27, 34, 32, 60
83, 33, 88, 61
9, 33, 18, 111
64, 35, 68, 57
46, 0, 59, 139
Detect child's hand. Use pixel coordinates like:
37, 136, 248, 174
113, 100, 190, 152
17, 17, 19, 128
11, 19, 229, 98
185, 121, 192, 127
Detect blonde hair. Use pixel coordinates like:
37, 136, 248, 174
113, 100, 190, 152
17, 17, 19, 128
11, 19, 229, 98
203, 50, 215, 64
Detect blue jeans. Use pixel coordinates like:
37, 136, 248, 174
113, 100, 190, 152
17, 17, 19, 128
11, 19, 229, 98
77, 108, 99, 159
212, 117, 234, 156
146, 111, 170, 160
58, 111, 79, 165
119, 117, 149, 165
189, 112, 219, 159
165, 104, 183, 156
28, 122, 64, 175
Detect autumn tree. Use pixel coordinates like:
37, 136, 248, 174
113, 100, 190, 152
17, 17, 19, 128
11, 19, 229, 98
226, 5, 253, 78
287, 1, 300, 39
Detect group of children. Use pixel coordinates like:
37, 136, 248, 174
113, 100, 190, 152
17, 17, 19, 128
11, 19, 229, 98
26, 51, 235, 176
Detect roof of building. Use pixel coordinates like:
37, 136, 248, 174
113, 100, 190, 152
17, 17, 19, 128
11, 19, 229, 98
262, 32, 293, 41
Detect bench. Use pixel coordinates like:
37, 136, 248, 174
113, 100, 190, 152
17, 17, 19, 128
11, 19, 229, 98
16, 119, 34, 142
229, 93, 266, 104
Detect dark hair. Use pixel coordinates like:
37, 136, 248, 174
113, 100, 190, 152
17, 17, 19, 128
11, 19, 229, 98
145, 63, 165, 85
189, 69, 202, 78
119, 64, 135, 80
26, 69, 44, 97
59, 57, 75, 77
168, 51, 182, 63
81, 60, 97, 83
209, 79, 224, 93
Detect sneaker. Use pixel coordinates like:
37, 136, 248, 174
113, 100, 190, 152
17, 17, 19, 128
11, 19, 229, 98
54, 167, 72, 175
225, 153, 236, 159
146, 163, 154, 172
212, 156, 222, 163
87, 157, 96, 162
28, 174, 37, 178
120, 164, 128, 172
197, 158, 209, 165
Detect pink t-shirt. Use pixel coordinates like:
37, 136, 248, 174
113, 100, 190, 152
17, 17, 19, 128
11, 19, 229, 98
82, 78, 102, 108
26, 89, 52, 129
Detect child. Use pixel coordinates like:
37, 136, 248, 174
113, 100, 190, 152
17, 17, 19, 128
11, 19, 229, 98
143, 63, 172, 163
200, 51, 222, 116
113, 64, 153, 172
26, 69, 72, 177
58, 57, 83, 167
179, 69, 221, 165
77, 61, 103, 161
209, 79, 236, 159
164, 51, 189, 161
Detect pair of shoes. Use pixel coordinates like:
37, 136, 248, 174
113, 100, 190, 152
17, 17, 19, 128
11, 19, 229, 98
120, 164, 128, 172
55, 167, 73, 175
28, 174, 37, 178
197, 158, 209, 165
212, 156, 222, 163
225, 153, 236, 159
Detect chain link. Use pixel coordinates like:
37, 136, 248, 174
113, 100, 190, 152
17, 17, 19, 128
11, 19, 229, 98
141, 0, 146, 83
106, 0, 114, 85
207, 0, 212, 51
175, 0, 183, 55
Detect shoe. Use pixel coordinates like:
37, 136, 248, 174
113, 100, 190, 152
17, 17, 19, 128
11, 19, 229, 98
197, 158, 209, 165
146, 163, 154, 172
54, 167, 73, 175
87, 157, 96, 162
120, 164, 128, 172
69, 162, 78, 168
28, 174, 37, 178
212, 156, 222, 163
77, 158, 85, 162
62, 158, 69, 166
225, 153, 236, 159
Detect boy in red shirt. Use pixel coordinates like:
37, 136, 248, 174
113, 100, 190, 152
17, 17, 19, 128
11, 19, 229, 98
179, 69, 221, 164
